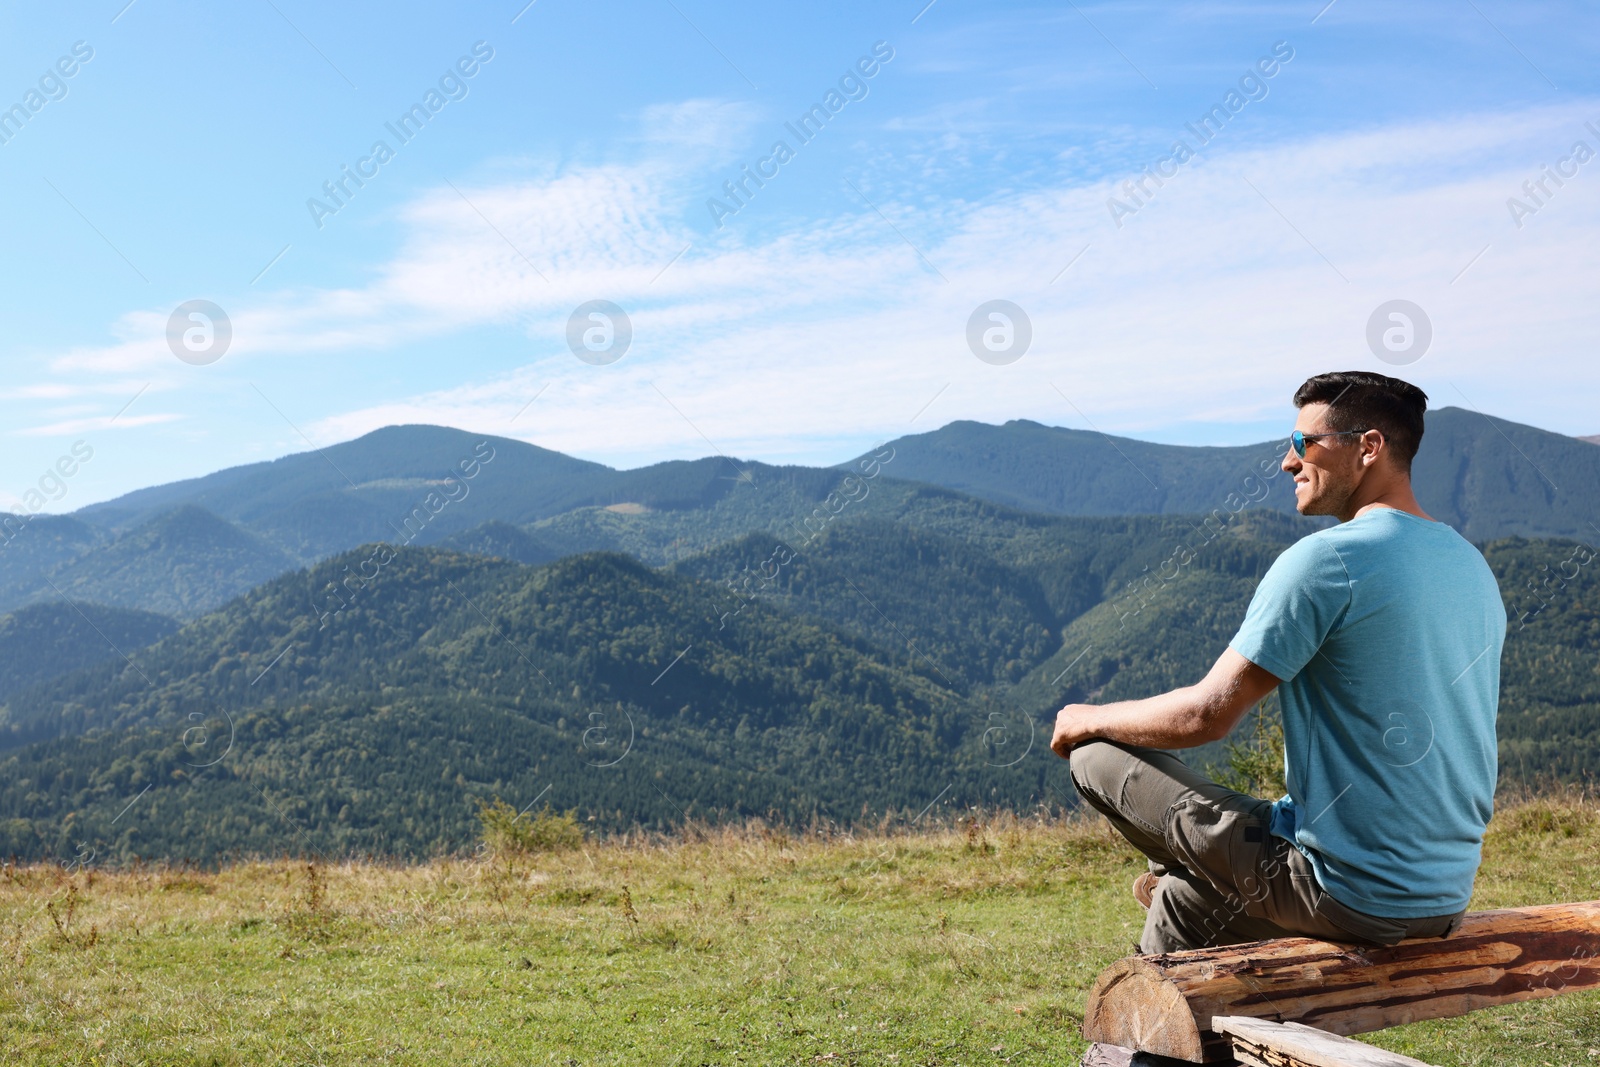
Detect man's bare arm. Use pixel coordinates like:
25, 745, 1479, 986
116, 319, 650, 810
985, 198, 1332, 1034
1049, 648, 1280, 757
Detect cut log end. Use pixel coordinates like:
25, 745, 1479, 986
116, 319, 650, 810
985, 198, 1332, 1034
1084, 957, 1208, 1061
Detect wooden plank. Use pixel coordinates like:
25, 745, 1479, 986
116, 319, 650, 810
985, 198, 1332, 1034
1082, 899, 1600, 1062
1213, 1017, 1439, 1067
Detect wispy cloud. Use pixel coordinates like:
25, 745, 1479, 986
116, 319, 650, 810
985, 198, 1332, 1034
19, 99, 1600, 465
15, 412, 181, 437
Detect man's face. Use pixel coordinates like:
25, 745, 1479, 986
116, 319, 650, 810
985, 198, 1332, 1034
1284, 403, 1365, 516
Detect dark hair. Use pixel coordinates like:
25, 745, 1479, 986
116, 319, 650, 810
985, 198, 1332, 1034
1292, 371, 1428, 471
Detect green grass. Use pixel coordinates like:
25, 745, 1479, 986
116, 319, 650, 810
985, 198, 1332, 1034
3, 800, 1598, 1066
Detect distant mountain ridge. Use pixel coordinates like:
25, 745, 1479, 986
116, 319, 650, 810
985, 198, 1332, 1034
2, 407, 1593, 622
73, 407, 1598, 551
855, 407, 1600, 543
75, 425, 795, 546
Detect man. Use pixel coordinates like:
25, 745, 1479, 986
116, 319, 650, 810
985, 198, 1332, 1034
1051, 371, 1506, 953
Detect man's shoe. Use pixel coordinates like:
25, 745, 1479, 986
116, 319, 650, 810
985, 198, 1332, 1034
1132, 872, 1160, 910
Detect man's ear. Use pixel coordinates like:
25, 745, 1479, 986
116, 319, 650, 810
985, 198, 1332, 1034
1360, 429, 1386, 467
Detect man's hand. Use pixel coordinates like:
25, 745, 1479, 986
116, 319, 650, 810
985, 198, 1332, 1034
1050, 704, 1098, 759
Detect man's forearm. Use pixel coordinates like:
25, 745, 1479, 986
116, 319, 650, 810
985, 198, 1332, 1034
1069, 686, 1222, 749
1051, 649, 1279, 759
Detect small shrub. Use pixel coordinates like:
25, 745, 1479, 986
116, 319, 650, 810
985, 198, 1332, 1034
1211, 701, 1286, 800
476, 798, 584, 857
284, 861, 332, 940
618, 884, 639, 924
44, 882, 98, 949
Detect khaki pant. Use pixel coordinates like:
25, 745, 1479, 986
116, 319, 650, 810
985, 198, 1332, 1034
1068, 740, 1466, 954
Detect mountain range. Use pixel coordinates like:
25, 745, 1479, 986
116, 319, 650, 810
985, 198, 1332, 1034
0, 409, 1594, 862
2, 407, 1595, 624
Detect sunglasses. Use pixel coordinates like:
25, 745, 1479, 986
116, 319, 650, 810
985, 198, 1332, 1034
1291, 428, 1370, 458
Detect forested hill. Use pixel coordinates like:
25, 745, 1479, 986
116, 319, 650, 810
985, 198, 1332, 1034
0, 503, 1321, 862
0, 543, 1070, 863
0, 603, 177, 702
2, 497, 1594, 864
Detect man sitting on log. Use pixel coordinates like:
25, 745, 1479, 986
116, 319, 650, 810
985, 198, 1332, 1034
1050, 371, 1506, 953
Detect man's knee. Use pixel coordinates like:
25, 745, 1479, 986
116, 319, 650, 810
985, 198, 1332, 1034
1067, 739, 1134, 800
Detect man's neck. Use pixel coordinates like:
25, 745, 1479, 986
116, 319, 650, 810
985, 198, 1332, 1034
1338, 474, 1432, 524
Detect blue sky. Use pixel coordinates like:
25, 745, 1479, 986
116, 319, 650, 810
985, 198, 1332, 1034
2, 0, 1597, 511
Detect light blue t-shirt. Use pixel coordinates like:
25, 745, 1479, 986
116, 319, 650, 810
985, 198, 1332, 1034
1228, 507, 1506, 918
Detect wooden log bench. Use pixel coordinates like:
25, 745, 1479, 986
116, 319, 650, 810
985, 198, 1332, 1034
1080, 900, 1600, 1066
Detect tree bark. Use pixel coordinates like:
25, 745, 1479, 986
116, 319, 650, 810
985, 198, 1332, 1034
1083, 900, 1600, 1062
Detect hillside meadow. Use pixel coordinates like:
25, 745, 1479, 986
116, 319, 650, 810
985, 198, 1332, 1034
3, 795, 1598, 1066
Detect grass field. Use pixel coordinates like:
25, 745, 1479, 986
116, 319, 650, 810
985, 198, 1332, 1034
3, 798, 1598, 1066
